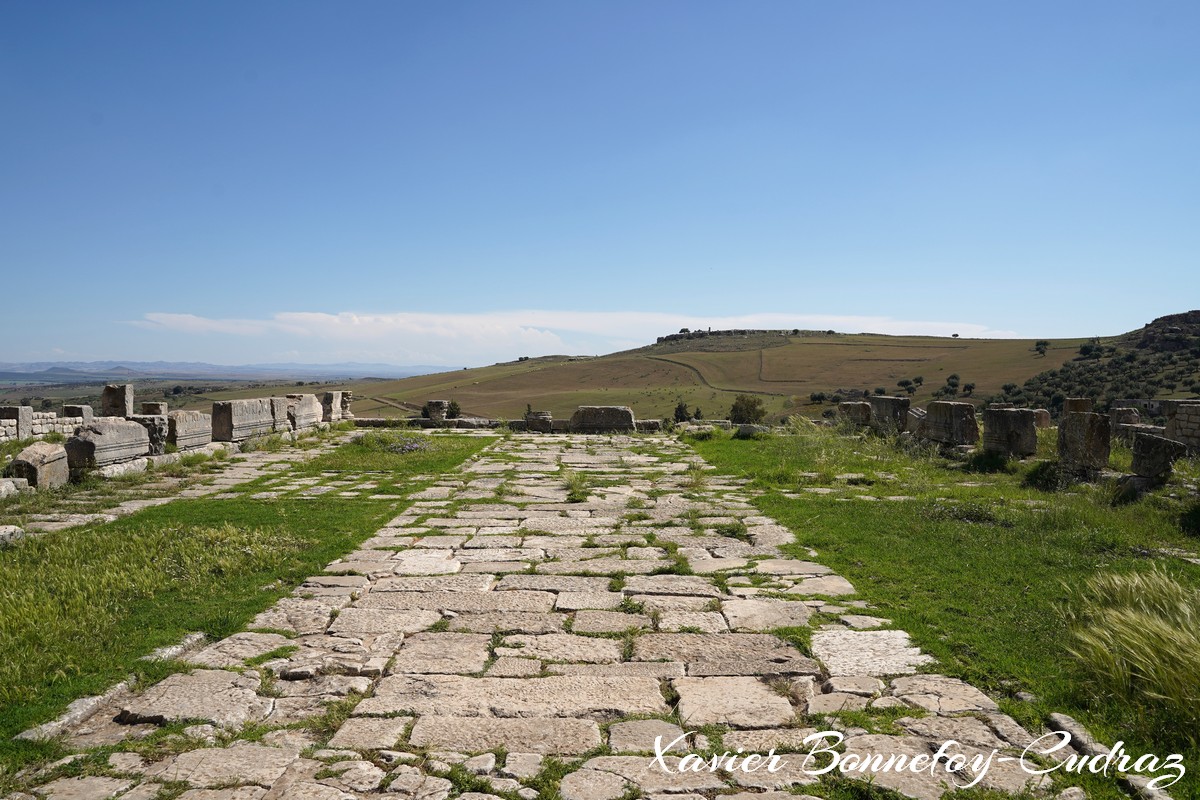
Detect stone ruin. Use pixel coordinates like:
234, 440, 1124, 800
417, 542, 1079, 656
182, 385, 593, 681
982, 407, 1038, 458
424, 400, 450, 422
2, 384, 351, 495
1063, 397, 1094, 413
921, 401, 978, 447
525, 410, 553, 433
1165, 401, 1200, 453
867, 396, 909, 433
569, 406, 637, 433
837, 401, 872, 427
1057, 412, 1111, 478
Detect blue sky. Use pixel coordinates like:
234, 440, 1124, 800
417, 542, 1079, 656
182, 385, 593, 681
2, 2, 1198, 367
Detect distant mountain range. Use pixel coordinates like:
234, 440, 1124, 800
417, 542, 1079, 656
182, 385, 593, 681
0, 361, 449, 383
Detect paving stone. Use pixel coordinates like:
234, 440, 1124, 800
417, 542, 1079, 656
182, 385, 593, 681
176, 788, 267, 800
29, 776, 132, 799
390, 633, 491, 674
727, 754, 821, 790
786, 575, 856, 596
721, 728, 821, 752
721, 598, 813, 631
632, 633, 795, 663
898, 714, 1009, 750
147, 743, 298, 787
463, 753, 496, 774
317, 759, 386, 792
186, 632, 292, 668
674, 677, 796, 727
357, 675, 668, 717
554, 592, 625, 610
408, 716, 602, 754
495, 634, 622, 663
622, 575, 720, 596
327, 608, 442, 636
840, 614, 889, 629
536, 558, 662, 575
373, 574, 497, 592
250, 597, 344, 636
328, 716, 412, 750
571, 610, 651, 633
545, 661, 685, 678
385, 766, 453, 800
811, 629, 935, 676
890, 674, 998, 713
607, 719, 687, 753
630, 595, 713, 612
500, 752, 543, 778
656, 611, 728, 633
559, 769, 632, 800
118, 670, 270, 728
823, 676, 884, 696
486, 656, 543, 676
447, 612, 566, 634
392, 550, 462, 575
806, 691, 870, 714
751, 559, 832, 576
579, 756, 727, 793
361, 590, 555, 613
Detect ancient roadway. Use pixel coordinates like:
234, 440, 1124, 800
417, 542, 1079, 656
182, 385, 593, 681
20, 432, 1053, 800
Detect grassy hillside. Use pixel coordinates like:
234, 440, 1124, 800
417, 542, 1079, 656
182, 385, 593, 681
345, 331, 1090, 421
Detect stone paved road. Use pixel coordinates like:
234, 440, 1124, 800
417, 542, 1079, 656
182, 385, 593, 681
14, 433, 1056, 800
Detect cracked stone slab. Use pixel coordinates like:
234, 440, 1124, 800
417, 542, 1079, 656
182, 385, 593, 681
390, 633, 491, 674
409, 716, 602, 755
890, 674, 998, 713
356, 675, 669, 717
811, 629, 935, 676
721, 598, 813, 631
391, 550, 462, 575
447, 612, 567, 633
250, 597, 346, 636
118, 670, 271, 728
580, 756, 727, 793
656, 610, 728, 633
674, 676, 796, 727
607, 719, 687, 753
327, 716, 413, 750
146, 743, 298, 787
360, 590, 556, 613
186, 632, 292, 668
495, 634, 622, 663
559, 768, 633, 800
632, 633, 800, 664
785, 575, 856, 596
622, 575, 720, 596
29, 776, 132, 799
326, 608, 442, 636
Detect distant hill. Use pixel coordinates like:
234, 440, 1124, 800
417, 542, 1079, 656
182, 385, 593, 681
344, 328, 1092, 421
990, 311, 1200, 414
0, 361, 447, 383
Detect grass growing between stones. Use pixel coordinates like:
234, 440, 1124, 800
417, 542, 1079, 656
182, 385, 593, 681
0, 432, 492, 780
689, 426, 1200, 799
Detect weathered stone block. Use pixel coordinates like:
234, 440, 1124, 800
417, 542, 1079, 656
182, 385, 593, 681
286, 394, 323, 430
635, 419, 662, 432
1063, 397, 1094, 413
212, 399, 275, 442
321, 391, 346, 423
1057, 412, 1110, 475
424, 399, 449, 422
1033, 408, 1052, 428
906, 407, 927, 436
868, 396, 909, 432
1165, 402, 1200, 452
168, 410, 213, 450
838, 402, 871, 426
1131, 433, 1189, 480
340, 391, 354, 419
66, 419, 150, 471
267, 397, 290, 432
0, 406, 33, 440
982, 408, 1037, 458
922, 401, 978, 445
141, 402, 168, 415
63, 404, 94, 426
101, 384, 135, 417
570, 406, 636, 433
128, 414, 169, 455
526, 411, 553, 433
4, 442, 69, 489
1109, 407, 1140, 427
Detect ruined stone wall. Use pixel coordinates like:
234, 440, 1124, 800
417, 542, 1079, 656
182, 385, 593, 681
1166, 403, 1200, 452
0, 406, 91, 443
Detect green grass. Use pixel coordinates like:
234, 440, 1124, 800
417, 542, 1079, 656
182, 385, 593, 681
688, 425, 1200, 799
0, 432, 492, 784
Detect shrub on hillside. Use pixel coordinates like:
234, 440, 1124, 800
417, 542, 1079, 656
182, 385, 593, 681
729, 394, 766, 425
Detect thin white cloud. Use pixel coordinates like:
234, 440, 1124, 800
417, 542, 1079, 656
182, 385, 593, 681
132, 310, 1020, 365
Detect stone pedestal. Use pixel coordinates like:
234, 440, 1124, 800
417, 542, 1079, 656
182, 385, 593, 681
101, 385, 135, 417
983, 408, 1038, 458
922, 402, 979, 445
4, 442, 69, 489
212, 399, 275, 442
838, 402, 872, 427
1131, 433, 1188, 480
286, 394, 323, 430
168, 411, 213, 450
1033, 409, 1052, 428
570, 406, 636, 433
323, 392, 346, 423
526, 411, 553, 433
868, 396, 910, 432
67, 419, 151, 472
1063, 397, 1094, 414
1057, 412, 1110, 476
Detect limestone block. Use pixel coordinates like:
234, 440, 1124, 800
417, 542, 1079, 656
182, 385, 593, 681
66, 419, 151, 470
4, 441, 69, 489
526, 411, 553, 433
922, 401, 978, 445
906, 407, 927, 435
323, 392, 346, 422
129, 414, 169, 455
1033, 408, 1052, 428
636, 419, 662, 432
569, 406, 636, 433
1063, 397, 1094, 413
286, 394, 323, 430
838, 402, 871, 426
1165, 403, 1200, 451
101, 384, 135, 417
270, 397, 292, 432
141, 402, 168, 415
168, 410, 213, 450
982, 408, 1037, 457
1057, 412, 1110, 474
1131, 433, 1189, 479
867, 396, 909, 432
212, 399, 275, 441
0, 406, 33, 440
